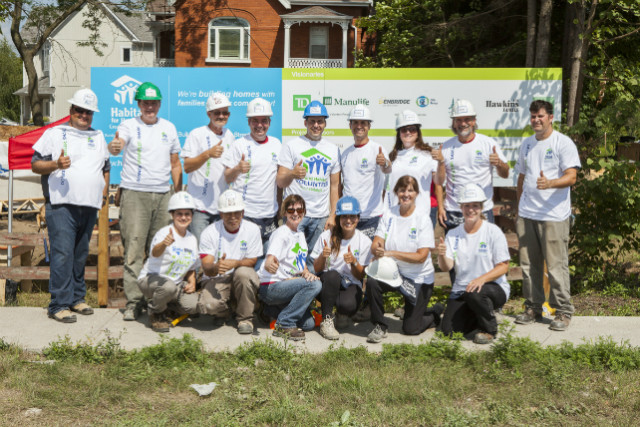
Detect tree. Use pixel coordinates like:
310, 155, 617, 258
0, 38, 21, 121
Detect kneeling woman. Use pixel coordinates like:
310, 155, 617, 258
137, 192, 200, 333
311, 196, 372, 340
438, 183, 511, 344
257, 195, 322, 341
366, 175, 438, 343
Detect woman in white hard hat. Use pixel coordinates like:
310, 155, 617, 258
311, 196, 373, 340
366, 175, 442, 343
437, 183, 511, 344
257, 195, 322, 341
137, 191, 200, 333
385, 110, 444, 226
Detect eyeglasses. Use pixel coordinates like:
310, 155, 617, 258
399, 126, 417, 133
286, 207, 305, 215
212, 110, 230, 116
73, 106, 94, 116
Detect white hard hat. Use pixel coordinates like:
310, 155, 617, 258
68, 88, 99, 112
450, 99, 477, 118
457, 183, 487, 205
168, 191, 195, 211
246, 97, 273, 118
217, 190, 245, 213
348, 104, 372, 121
395, 110, 421, 130
365, 256, 402, 288
206, 92, 231, 111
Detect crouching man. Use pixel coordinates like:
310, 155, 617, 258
198, 190, 262, 334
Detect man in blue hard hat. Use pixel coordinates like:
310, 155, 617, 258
276, 100, 341, 254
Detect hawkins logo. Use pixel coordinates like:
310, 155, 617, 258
478, 241, 488, 254
87, 136, 96, 149
271, 152, 278, 162
240, 240, 248, 252
111, 75, 142, 105
161, 132, 169, 144
360, 158, 368, 169
474, 150, 484, 163
300, 148, 332, 176
544, 148, 554, 160
409, 227, 417, 239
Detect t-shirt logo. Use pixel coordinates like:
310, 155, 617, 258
409, 227, 417, 239
410, 156, 418, 164
353, 249, 360, 258
544, 148, 553, 161
161, 131, 169, 144
478, 241, 488, 254
291, 242, 308, 271
360, 158, 368, 169
87, 136, 96, 150
271, 152, 278, 162
240, 240, 247, 253
301, 148, 332, 176
474, 150, 484, 163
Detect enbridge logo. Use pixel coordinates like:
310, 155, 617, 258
111, 75, 142, 105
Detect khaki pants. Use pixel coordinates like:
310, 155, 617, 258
198, 266, 259, 322
517, 216, 574, 315
137, 274, 199, 315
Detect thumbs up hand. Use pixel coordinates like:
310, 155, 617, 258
238, 153, 250, 173
162, 228, 175, 247
489, 145, 501, 166
376, 146, 387, 167
432, 146, 444, 163
437, 236, 447, 256
108, 131, 123, 155
292, 159, 307, 179
343, 244, 356, 265
322, 239, 331, 258
536, 170, 550, 190
208, 140, 224, 159
57, 149, 71, 169
217, 253, 235, 275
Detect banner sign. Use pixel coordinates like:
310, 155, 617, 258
92, 67, 562, 186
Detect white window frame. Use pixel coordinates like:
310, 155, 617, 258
206, 17, 251, 64
41, 41, 51, 77
309, 26, 328, 59
121, 46, 132, 64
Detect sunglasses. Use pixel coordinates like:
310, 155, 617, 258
400, 126, 417, 133
286, 207, 305, 215
212, 110, 230, 116
74, 106, 94, 116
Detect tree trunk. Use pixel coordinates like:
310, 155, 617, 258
526, 0, 537, 67
566, 2, 586, 127
534, 0, 552, 67
24, 52, 43, 126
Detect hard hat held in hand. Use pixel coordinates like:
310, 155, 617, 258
450, 99, 476, 118
348, 104, 372, 122
68, 88, 99, 112
168, 191, 196, 211
395, 110, 421, 130
365, 256, 402, 288
246, 98, 273, 117
456, 183, 487, 205
206, 92, 231, 111
303, 100, 329, 118
135, 82, 162, 101
217, 190, 245, 213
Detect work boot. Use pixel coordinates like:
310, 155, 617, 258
237, 321, 254, 335
49, 309, 77, 323
473, 332, 495, 345
319, 315, 339, 340
70, 302, 94, 315
549, 313, 571, 331
149, 313, 170, 333
273, 325, 305, 341
123, 306, 140, 321
514, 307, 542, 325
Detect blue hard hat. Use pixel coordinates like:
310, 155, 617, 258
335, 196, 361, 216
303, 100, 329, 118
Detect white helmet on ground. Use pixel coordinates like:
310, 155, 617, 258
168, 191, 196, 211
457, 183, 487, 206
450, 99, 477, 118
395, 110, 421, 130
348, 104, 373, 122
68, 88, 99, 112
365, 256, 402, 288
218, 190, 245, 213
206, 92, 231, 111
246, 98, 273, 117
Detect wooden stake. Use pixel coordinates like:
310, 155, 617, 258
97, 200, 109, 307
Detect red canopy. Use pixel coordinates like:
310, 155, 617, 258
8, 116, 70, 170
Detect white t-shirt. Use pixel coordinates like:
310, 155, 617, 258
278, 136, 341, 218
385, 146, 438, 214
222, 134, 280, 218
138, 225, 200, 282
181, 125, 235, 214
441, 133, 506, 212
258, 224, 309, 283
310, 229, 373, 285
445, 221, 511, 299
117, 117, 181, 192
515, 131, 581, 222
375, 206, 435, 283
199, 219, 263, 279
33, 125, 109, 210
340, 140, 389, 218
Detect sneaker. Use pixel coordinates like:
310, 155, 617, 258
273, 325, 305, 341
352, 304, 371, 322
70, 302, 94, 315
237, 321, 254, 335
48, 309, 77, 323
123, 306, 140, 321
473, 332, 495, 345
367, 324, 388, 343
335, 313, 350, 330
149, 313, 170, 333
319, 316, 339, 340
393, 307, 405, 319
514, 308, 542, 325
549, 313, 571, 331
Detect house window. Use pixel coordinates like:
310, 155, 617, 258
121, 46, 131, 64
207, 17, 250, 62
40, 42, 50, 77
309, 27, 328, 59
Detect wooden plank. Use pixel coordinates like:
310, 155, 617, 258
0, 279, 4, 305
0, 232, 121, 250
0, 266, 123, 281
97, 203, 110, 307
19, 251, 33, 293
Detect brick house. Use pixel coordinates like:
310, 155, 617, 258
173, 0, 372, 68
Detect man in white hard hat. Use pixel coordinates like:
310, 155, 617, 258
277, 100, 341, 254
182, 92, 235, 240
198, 190, 262, 334
433, 99, 510, 231
107, 82, 183, 321
31, 88, 110, 323
339, 104, 391, 238
223, 97, 281, 245
514, 100, 580, 331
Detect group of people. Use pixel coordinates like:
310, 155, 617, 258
32, 82, 580, 345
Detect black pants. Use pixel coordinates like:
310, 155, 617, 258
319, 270, 363, 317
366, 277, 436, 335
441, 282, 507, 337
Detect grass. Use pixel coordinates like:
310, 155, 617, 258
2, 328, 640, 425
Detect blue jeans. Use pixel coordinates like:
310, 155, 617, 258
189, 210, 219, 241
46, 203, 97, 315
298, 216, 327, 257
258, 277, 321, 329
356, 216, 381, 240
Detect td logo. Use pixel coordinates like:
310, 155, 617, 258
293, 95, 311, 111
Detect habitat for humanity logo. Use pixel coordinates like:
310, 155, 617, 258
301, 148, 332, 175
111, 75, 142, 105
293, 95, 311, 111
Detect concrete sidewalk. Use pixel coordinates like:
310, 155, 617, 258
0, 307, 637, 353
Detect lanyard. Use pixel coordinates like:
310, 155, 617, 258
60, 129, 68, 185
